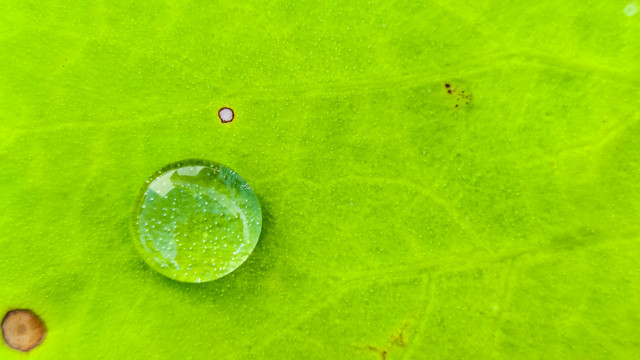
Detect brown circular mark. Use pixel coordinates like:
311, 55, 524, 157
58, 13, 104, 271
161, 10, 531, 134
218, 107, 234, 123
1, 310, 46, 352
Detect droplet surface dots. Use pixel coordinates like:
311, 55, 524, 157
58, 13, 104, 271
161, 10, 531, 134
2, 309, 46, 352
131, 159, 262, 282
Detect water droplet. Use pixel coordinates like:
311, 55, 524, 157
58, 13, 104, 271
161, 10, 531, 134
131, 159, 262, 283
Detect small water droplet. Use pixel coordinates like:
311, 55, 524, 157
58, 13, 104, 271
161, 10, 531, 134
131, 159, 262, 283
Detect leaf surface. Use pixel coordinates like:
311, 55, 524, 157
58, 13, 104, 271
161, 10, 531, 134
0, 1, 639, 359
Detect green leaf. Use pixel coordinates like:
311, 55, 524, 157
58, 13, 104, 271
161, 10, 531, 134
1, 1, 639, 359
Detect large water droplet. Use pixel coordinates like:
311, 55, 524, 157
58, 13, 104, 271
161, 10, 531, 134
131, 159, 262, 282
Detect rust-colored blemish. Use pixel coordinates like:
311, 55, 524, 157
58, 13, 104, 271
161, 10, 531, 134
1, 309, 46, 352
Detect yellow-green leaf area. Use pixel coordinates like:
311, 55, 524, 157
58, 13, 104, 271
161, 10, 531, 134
0, 0, 639, 359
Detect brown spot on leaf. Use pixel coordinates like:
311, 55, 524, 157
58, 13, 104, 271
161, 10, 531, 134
444, 81, 472, 108
366, 346, 388, 360
2, 310, 46, 352
391, 330, 406, 347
